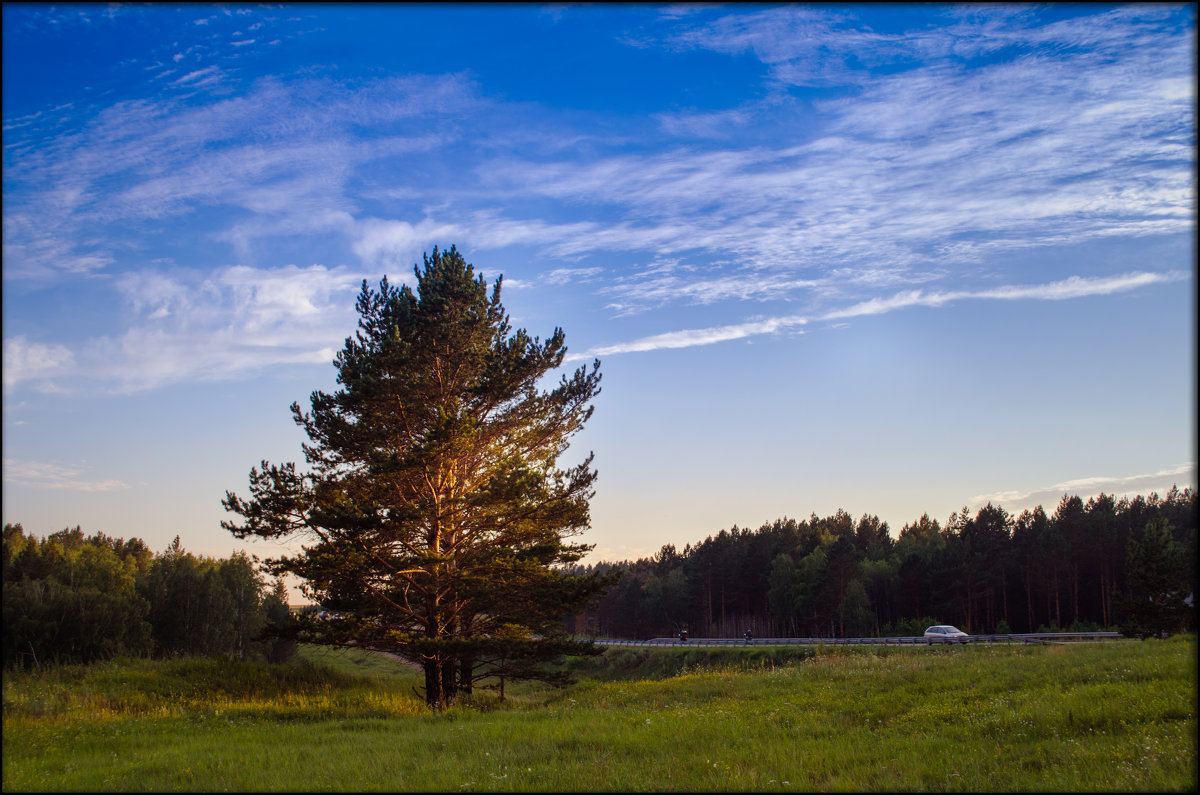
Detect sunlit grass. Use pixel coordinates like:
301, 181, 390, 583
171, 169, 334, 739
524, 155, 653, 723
3, 637, 1195, 791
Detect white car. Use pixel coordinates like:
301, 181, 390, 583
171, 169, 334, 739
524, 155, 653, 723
923, 625, 969, 644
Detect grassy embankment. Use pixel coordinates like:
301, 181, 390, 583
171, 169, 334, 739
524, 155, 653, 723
3, 637, 1195, 791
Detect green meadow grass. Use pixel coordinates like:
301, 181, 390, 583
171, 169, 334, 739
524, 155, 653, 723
3, 637, 1195, 791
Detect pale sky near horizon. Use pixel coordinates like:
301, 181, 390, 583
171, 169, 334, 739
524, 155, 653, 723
3, 4, 1196, 592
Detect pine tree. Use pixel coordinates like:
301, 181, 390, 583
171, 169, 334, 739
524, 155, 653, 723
1115, 517, 1190, 639
223, 246, 610, 707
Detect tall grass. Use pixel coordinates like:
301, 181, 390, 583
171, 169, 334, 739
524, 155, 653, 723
3, 637, 1195, 791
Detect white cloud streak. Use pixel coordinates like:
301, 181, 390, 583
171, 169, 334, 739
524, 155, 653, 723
568, 270, 1186, 361
3, 73, 479, 280
3, 459, 129, 492
570, 315, 807, 361
3, 264, 366, 394
970, 462, 1197, 514
821, 271, 1185, 320
544, 267, 605, 286
667, 4, 1190, 88
475, 6, 1194, 311
5, 266, 1175, 393
2, 337, 75, 393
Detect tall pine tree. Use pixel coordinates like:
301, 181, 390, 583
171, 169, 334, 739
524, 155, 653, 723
223, 246, 609, 707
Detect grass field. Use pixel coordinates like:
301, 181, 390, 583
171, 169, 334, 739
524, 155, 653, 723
3, 637, 1195, 791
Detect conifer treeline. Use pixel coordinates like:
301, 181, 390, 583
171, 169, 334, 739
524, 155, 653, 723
5, 487, 1194, 669
567, 488, 1196, 640
2, 525, 292, 670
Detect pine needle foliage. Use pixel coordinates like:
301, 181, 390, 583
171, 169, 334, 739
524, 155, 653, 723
223, 246, 610, 707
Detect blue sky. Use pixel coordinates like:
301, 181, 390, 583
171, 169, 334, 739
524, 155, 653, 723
3, 3, 1195, 578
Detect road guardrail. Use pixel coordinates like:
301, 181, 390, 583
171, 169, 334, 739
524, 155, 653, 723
584, 632, 1123, 648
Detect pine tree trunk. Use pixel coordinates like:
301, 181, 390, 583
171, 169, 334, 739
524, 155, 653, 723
459, 656, 474, 694
1025, 569, 1034, 633
1072, 562, 1080, 625
424, 659, 442, 708
1001, 568, 1009, 629
440, 658, 456, 702
1054, 569, 1062, 628
705, 576, 713, 637
720, 581, 726, 633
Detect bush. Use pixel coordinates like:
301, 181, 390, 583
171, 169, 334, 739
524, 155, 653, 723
884, 617, 940, 637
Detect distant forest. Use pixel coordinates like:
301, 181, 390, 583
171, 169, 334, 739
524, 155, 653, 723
566, 488, 1196, 640
2, 526, 293, 670
4, 487, 1194, 670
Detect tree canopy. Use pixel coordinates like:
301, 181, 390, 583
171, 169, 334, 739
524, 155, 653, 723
223, 246, 610, 707
2, 525, 291, 669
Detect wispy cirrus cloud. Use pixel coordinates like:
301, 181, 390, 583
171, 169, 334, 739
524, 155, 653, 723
2, 337, 75, 393
16, 264, 1178, 394
3, 73, 480, 280
572, 315, 807, 360
820, 271, 1187, 320
13, 262, 1174, 396
665, 4, 1190, 88
171, 64, 223, 87
472, 4, 1193, 311
98, 263, 367, 393
544, 266, 605, 286
567, 270, 1187, 361
350, 212, 608, 272
2, 459, 129, 492
4, 264, 366, 394
970, 462, 1197, 514
2, 5, 1193, 396
6, 4, 1190, 304
481, 25, 1193, 284
600, 262, 826, 316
